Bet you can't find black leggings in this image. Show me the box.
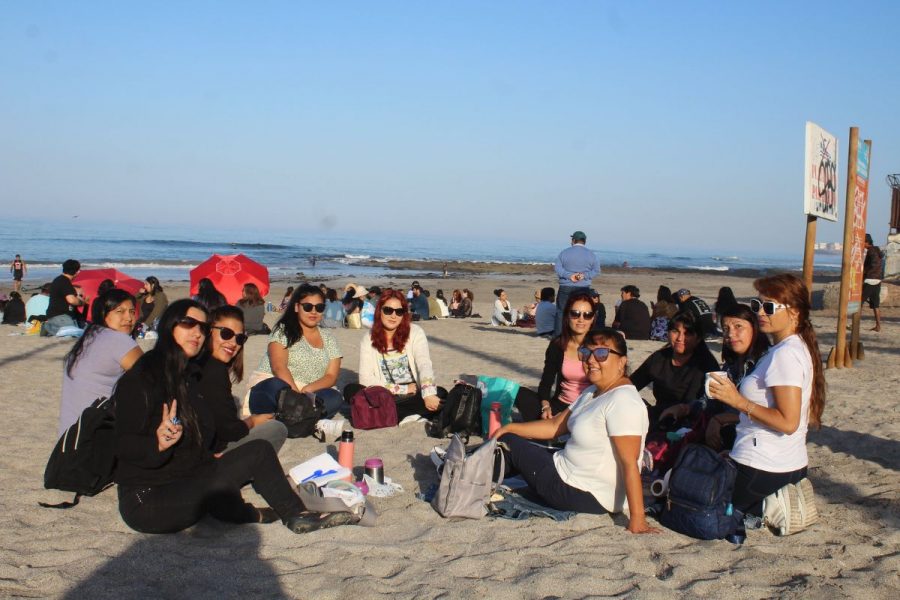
[117,439,304,534]
[731,462,808,516]
[514,387,571,422]
[343,383,448,421]
[499,433,606,514]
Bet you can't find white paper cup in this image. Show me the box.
[705,371,729,397]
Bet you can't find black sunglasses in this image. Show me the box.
[211,325,248,345]
[577,346,623,362]
[569,309,596,320]
[299,302,326,313]
[381,306,407,316]
[749,298,790,316]
[175,316,210,336]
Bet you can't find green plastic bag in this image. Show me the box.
[477,376,519,436]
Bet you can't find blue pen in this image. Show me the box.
[300,468,337,483]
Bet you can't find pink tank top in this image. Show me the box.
[558,356,591,405]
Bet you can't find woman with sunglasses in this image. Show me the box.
[59,289,143,436]
[343,289,445,419]
[195,305,288,454]
[493,328,656,532]
[707,274,825,517]
[630,311,719,430]
[515,291,597,422]
[244,284,343,417]
[114,299,355,534]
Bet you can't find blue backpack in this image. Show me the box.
[659,444,741,540]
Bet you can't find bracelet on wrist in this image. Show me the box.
[745,401,755,420]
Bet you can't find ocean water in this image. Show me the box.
[0,219,839,284]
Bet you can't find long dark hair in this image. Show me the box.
[65,289,136,377]
[272,284,323,348]
[145,276,163,294]
[754,273,825,428]
[720,303,770,371]
[134,299,207,446]
[555,291,596,351]
[238,283,264,308]
[195,278,226,311]
[207,304,245,382]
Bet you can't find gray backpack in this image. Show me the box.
[431,435,504,519]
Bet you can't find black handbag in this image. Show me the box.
[276,389,324,438]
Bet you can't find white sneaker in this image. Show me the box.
[314,418,348,442]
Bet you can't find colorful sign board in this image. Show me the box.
[804,122,840,221]
[847,140,871,315]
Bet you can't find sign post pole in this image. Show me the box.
[833,127,859,369]
[802,215,817,301]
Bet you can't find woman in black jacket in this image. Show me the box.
[515,291,597,421]
[113,299,354,534]
[195,304,288,455]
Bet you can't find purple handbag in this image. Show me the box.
[351,386,398,430]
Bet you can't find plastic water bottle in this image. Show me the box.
[338,430,355,481]
[488,402,502,438]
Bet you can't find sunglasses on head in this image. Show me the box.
[569,309,596,320]
[211,325,247,345]
[750,298,790,316]
[299,302,326,313]
[577,346,623,362]
[175,316,210,336]
[381,306,407,317]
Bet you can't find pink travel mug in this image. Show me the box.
[488,402,502,438]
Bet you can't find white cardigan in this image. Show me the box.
[358,324,438,397]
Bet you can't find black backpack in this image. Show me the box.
[659,444,742,540]
[427,383,483,442]
[40,397,117,509]
[276,388,324,438]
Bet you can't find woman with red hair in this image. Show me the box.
[343,289,445,419]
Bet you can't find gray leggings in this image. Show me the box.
[223,420,289,454]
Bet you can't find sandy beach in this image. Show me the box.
[1,270,898,599]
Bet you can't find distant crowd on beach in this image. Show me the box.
[11,228,889,538]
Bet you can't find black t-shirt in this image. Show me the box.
[683,297,717,338]
[630,345,719,425]
[46,274,76,319]
[614,298,651,340]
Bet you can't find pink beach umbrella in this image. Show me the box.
[189,254,270,305]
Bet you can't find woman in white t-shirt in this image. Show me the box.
[708,274,825,516]
[493,328,657,533]
[59,289,143,435]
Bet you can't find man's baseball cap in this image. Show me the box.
[675,288,691,297]
[571,231,587,242]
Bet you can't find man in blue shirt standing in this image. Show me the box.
[553,231,599,336]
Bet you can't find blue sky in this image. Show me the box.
[1,1,898,256]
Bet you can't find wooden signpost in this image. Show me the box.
[802,122,840,299]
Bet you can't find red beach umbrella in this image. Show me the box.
[72,268,145,301]
[189,254,270,305]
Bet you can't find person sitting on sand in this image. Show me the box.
[322,287,346,328]
[491,289,518,326]
[714,286,738,328]
[409,284,430,321]
[534,287,557,337]
[343,288,446,420]
[195,305,287,454]
[25,283,51,323]
[659,303,771,451]
[448,289,463,314]
[675,288,717,338]
[707,274,824,517]
[113,299,355,534]
[521,289,540,319]
[493,328,657,533]
[193,277,227,312]
[237,283,270,335]
[59,289,143,435]
[515,291,597,421]
[649,285,678,341]
[243,284,344,418]
[612,285,651,340]
[1,291,25,325]
[136,276,168,331]
[279,287,294,311]
[426,289,443,320]
[43,259,88,336]
[630,312,719,430]
[434,289,450,318]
